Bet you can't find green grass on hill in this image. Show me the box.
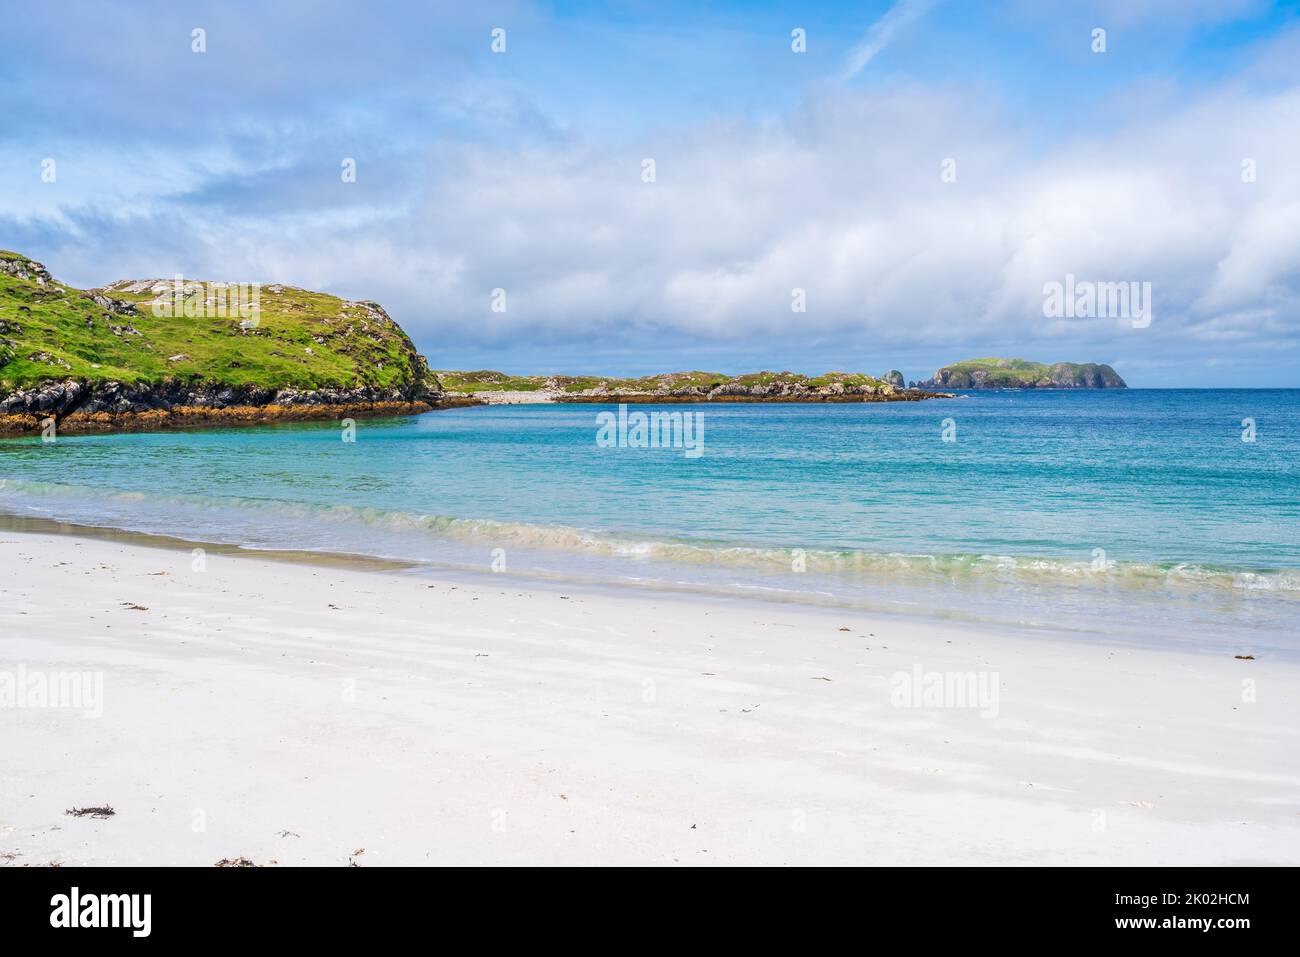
[433,370,735,393]
[435,369,887,393]
[0,250,435,394]
[938,357,1048,385]
[945,357,1049,373]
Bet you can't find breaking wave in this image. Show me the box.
[2,475,1297,596]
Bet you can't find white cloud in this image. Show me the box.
[311,76,1293,360]
[840,0,941,81]
[7,10,1299,383]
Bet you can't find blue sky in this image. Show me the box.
[3,0,1299,385]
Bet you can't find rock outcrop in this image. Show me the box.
[915,358,1126,390]
[0,378,439,418]
[439,369,953,404]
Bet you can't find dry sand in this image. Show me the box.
[2,530,1297,866]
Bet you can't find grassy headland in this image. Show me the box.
[0,251,445,434]
[917,357,1126,389]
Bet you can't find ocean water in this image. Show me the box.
[2,390,1298,653]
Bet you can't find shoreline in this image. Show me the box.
[2,526,1297,865]
[0,491,1294,664]
[0,512,1121,644]
[1,507,1291,661]
[456,389,955,405]
[0,390,963,435]
[0,397,483,438]
[0,511,1129,646]
[0,511,421,575]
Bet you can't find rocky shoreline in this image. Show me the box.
[554,389,952,404]
[0,378,478,436]
[0,400,437,436]
[452,380,954,405]
[0,376,954,436]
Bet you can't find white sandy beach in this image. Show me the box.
[2,529,1298,867]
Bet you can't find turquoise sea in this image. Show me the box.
[2,390,1297,654]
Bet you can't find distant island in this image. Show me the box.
[0,251,454,435]
[913,358,1126,390]
[436,369,950,404]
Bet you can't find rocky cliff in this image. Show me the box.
[914,358,1126,390]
